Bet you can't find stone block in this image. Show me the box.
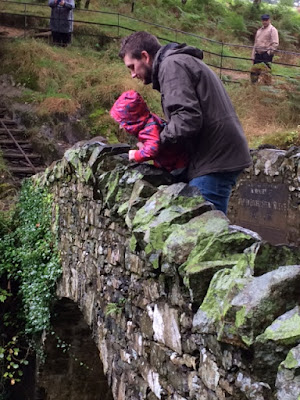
[163,211,229,265]
[152,303,182,354]
[226,265,300,347]
[181,230,257,305]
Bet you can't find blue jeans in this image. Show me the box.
[189,170,242,214]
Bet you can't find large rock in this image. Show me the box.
[224,266,300,347]
[192,251,253,338]
[163,211,229,266]
[180,228,258,305]
[132,183,213,267]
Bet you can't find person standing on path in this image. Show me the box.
[118,31,252,214]
[251,14,279,69]
[48,0,75,46]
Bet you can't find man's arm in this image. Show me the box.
[158,57,203,146]
[268,26,279,54]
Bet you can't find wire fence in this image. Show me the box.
[0,0,300,83]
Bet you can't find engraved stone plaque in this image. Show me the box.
[234,182,288,245]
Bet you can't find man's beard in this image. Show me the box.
[143,64,153,85]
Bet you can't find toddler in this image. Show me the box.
[110,90,188,173]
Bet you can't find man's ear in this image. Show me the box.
[141,50,151,65]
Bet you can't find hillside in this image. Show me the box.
[0,0,299,173]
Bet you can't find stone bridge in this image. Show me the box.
[33,141,300,400]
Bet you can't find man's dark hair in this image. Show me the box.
[119,31,161,60]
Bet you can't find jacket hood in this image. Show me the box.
[152,43,204,91]
[110,90,150,136]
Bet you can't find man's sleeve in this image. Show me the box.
[270,27,279,53]
[48,0,56,7]
[158,58,203,146]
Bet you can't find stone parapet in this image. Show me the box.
[33,141,300,400]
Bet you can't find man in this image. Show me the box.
[251,14,279,69]
[119,32,252,214]
[48,0,75,46]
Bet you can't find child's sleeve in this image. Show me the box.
[134,122,161,162]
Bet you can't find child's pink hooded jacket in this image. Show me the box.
[110,90,187,172]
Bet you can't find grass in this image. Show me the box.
[1,0,300,78]
[0,0,300,150]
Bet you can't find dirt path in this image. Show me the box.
[0,26,26,38]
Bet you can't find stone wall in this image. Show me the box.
[34,141,300,400]
[228,147,300,246]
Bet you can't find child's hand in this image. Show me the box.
[137,142,144,150]
[129,150,137,161]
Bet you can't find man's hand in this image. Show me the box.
[128,150,137,161]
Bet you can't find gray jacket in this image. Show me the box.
[152,43,252,180]
[49,0,75,33]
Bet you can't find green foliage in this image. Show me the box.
[222,12,247,36]
[251,129,300,149]
[0,180,61,335]
[0,335,29,387]
[105,298,126,316]
[0,180,61,394]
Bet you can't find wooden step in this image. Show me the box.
[9,166,45,174]
[0,128,25,134]
[0,139,31,145]
[3,152,41,159]
[0,119,18,127]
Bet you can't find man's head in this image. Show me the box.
[261,14,271,28]
[119,32,161,85]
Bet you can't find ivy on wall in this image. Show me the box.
[0,179,61,389]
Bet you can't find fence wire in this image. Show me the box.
[0,0,300,83]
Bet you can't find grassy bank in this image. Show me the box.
[0,37,299,149]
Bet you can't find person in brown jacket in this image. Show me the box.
[118,32,252,214]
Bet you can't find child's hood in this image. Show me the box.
[110,90,150,136]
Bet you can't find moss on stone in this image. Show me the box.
[164,213,229,265]
[193,252,254,342]
[235,306,247,328]
[256,308,300,346]
[129,235,137,252]
[282,350,299,370]
[105,170,120,206]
